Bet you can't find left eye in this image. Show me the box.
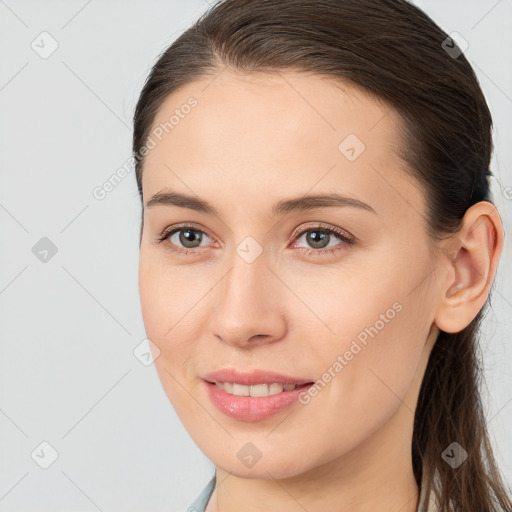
[292,226,355,254]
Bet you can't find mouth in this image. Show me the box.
[202,378,316,422]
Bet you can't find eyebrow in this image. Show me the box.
[145,190,377,217]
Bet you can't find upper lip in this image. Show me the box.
[202,368,314,386]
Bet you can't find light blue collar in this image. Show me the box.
[187,473,216,511]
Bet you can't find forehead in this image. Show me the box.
[147,69,396,158]
[141,70,424,222]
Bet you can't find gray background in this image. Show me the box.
[0,0,510,510]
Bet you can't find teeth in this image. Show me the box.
[233,383,249,396]
[214,382,298,397]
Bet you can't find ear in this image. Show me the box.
[434,201,504,333]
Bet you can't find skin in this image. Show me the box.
[137,70,503,512]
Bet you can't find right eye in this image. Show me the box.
[157,224,214,254]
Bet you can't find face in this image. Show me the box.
[138,70,441,479]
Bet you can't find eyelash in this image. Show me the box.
[156,222,356,257]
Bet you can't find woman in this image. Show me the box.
[132,0,512,510]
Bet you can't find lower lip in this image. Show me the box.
[203,380,314,422]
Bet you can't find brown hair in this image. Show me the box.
[132,1,512,510]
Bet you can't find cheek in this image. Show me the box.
[138,264,167,346]
[138,255,194,382]
[138,252,206,339]
[138,251,222,391]
[138,257,201,417]
[295,255,434,431]
[286,305,429,467]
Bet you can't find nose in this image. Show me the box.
[208,251,287,348]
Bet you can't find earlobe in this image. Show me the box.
[434,201,503,334]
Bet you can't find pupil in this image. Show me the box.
[307,231,329,249]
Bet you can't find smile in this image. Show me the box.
[210,381,310,397]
